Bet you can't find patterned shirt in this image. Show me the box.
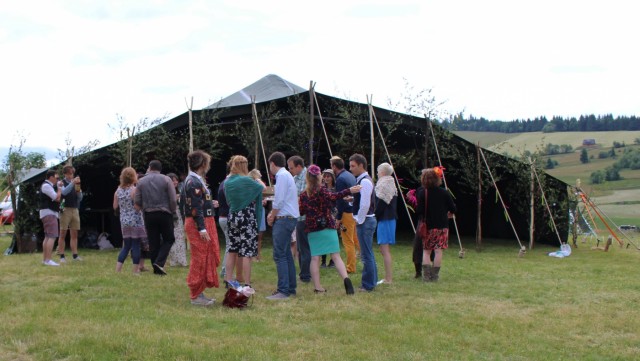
[183,171,215,232]
[299,187,351,233]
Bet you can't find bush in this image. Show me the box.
[580,149,589,163]
[590,170,605,184]
[544,158,558,169]
[605,166,621,181]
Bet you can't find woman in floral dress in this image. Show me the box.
[223,156,264,288]
[114,167,146,274]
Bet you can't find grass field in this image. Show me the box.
[454,130,640,228]
[454,130,640,154]
[2,231,640,361]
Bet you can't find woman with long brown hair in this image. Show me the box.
[298,164,360,294]
[417,167,456,282]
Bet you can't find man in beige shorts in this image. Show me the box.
[58,165,83,262]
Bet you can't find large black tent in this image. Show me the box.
[16,74,569,250]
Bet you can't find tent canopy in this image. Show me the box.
[17,74,570,247]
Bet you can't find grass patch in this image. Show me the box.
[2,233,640,360]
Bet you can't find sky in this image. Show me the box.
[1,0,638,164]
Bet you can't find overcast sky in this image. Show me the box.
[1,0,638,163]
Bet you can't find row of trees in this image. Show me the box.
[440,114,640,133]
[590,147,640,184]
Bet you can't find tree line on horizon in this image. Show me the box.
[439,113,640,133]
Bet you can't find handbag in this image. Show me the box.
[222,288,251,309]
[418,189,428,239]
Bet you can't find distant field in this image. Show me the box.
[454,130,640,153]
[453,130,640,226]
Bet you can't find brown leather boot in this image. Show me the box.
[422,265,432,282]
[431,267,441,282]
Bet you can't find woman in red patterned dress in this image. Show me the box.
[418,168,456,282]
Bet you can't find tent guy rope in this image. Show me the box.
[478,147,526,256]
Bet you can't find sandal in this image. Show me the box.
[314,289,327,294]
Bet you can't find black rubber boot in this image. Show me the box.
[414,262,422,279]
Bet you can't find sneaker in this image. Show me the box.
[191,294,215,307]
[152,263,167,276]
[59,257,67,263]
[73,256,83,261]
[266,292,289,300]
[320,263,327,268]
[358,286,372,293]
[328,261,335,268]
[43,259,60,266]
[377,279,385,285]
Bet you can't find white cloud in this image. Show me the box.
[1,0,638,162]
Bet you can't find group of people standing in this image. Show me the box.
[39,166,83,267]
[39,148,456,307]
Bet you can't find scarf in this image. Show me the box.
[375,175,397,205]
[224,174,264,225]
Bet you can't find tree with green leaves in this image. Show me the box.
[580,149,589,164]
[2,136,47,248]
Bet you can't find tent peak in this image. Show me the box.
[205,74,307,109]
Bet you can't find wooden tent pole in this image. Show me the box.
[309,81,315,165]
[185,97,194,153]
[531,162,565,247]
[251,96,272,187]
[529,158,535,249]
[478,147,526,255]
[367,95,375,178]
[369,105,416,233]
[312,91,333,158]
[476,143,482,251]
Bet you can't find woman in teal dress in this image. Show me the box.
[298,164,360,295]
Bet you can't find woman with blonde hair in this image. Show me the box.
[374,162,397,284]
[114,167,146,274]
[183,150,220,306]
[248,169,267,261]
[417,167,456,282]
[298,164,360,294]
[223,156,265,288]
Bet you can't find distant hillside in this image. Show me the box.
[454,131,640,154]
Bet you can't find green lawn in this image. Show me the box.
[2,232,640,361]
